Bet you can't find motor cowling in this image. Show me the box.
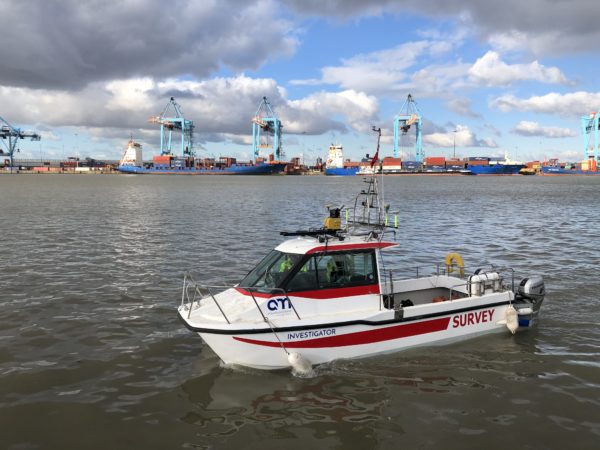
[517,275,545,302]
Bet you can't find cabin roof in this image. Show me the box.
[275,235,398,255]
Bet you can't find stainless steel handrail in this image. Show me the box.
[180,274,302,325]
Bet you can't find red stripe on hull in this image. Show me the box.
[233,317,451,348]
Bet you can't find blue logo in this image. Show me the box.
[267,297,292,311]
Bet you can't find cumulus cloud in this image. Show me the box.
[423,125,497,148]
[445,98,481,118]
[492,92,600,116]
[291,40,455,92]
[281,0,600,56]
[513,121,576,138]
[291,39,471,99]
[469,51,569,86]
[0,0,297,89]
[0,75,379,152]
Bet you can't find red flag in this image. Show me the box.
[370,149,379,167]
[371,126,381,167]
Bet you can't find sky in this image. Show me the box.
[1,0,600,164]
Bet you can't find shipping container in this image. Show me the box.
[153,155,173,166]
[468,156,489,162]
[425,156,446,165]
[467,160,489,166]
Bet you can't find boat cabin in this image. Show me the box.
[237,236,396,296]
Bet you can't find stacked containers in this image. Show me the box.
[425,156,446,166]
[424,156,446,172]
[446,158,465,170]
[153,155,173,168]
[402,161,419,171]
[468,157,489,166]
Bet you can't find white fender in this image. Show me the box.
[288,352,313,377]
[504,305,518,334]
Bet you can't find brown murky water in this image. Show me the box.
[1,174,599,449]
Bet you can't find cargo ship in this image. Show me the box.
[117,139,286,175]
[540,158,600,175]
[466,153,525,175]
[324,144,359,176]
[357,156,471,175]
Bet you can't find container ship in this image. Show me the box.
[539,111,600,175]
[117,97,287,175]
[117,139,286,175]
[357,156,471,175]
[324,144,360,176]
[466,153,525,175]
[540,158,600,175]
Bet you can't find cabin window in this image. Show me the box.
[238,250,303,290]
[285,250,377,292]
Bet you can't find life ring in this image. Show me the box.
[445,252,465,277]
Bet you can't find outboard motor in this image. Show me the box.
[517,275,545,303]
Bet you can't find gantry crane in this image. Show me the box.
[148,97,194,156]
[251,96,283,161]
[581,111,599,162]
[393,94,423,162]
[0,115,41,170]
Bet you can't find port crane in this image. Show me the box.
[148,97,194,156]
[252,96,283,161]
[393,94,423,162]
[0,115,41,170]
[581,111,599,162]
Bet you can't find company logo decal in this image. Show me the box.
[267,297,292,313]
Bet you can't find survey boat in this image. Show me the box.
[178,177,545,372]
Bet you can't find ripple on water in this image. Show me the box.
[1,175,600,449]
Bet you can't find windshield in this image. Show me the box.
[238,250,303,290]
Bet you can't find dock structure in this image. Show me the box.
[581,112,599,162]
[251,96,283,161]
[0,116,41,172]
[393,94,423,162]
[148,97,194,157]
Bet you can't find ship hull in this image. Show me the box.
[467,164,525,175]
[180,298,529,370]
[540,167,600,175]
[325,167,359,176]
[117,162,286,175]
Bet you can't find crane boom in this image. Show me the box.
[581,111,599,162]
[251,96,283,161]
[0,115,41,171]
[149,97,195,156]
[393,94,423,162]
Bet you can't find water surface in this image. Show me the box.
[1,174,599,449]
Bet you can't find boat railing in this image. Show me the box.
[380,263,516,302]
[385,262,514,285]
[181,273,301,323]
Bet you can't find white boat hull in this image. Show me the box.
[186,302,514,370]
